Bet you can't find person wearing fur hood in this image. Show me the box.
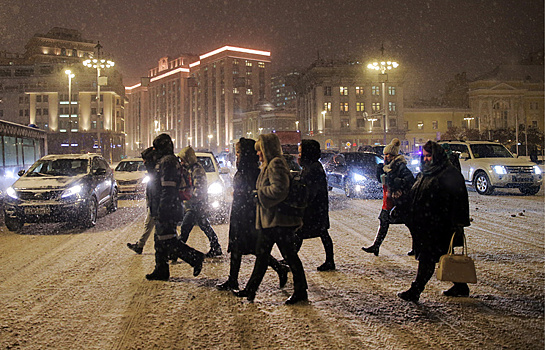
[233,133,308,305]
[177,146,222,258]
[362,138,415,256]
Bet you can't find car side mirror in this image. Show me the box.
[94,168,107,175]
[460,152,470,160]
[17,170,25,177]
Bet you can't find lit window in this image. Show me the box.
[388,102,396,112]
[418,121,424,130]
[356,87,364,96]
[246,89,253,95]
[388,86,396,95]
[340,87,348,96]
[356,102,365,112]
[372,86,380,96]
[340,102,349,112]
[323,102,331,112]
[246,61,252,67]
[372,102,381,112]
[258,62,265,68]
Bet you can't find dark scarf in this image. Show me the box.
[422,141,448,176]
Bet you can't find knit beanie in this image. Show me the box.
[383,138,401,156]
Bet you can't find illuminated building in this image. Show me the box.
[0,28,126,162]
[125,46,271,154]
[295,58,406,150]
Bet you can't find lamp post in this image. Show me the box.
[187,136,192,146]
[208,134,213,151]
[320,111,326,133]
[258,127,263,135]
[367,51,399,145]
[82,43,115,159]
[295,120,299,131]
[464,116,474,129]
[65,70,75,152]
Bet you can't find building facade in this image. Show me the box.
[125,46,271,155]
[0,28,126,162]
[294,59,406,151]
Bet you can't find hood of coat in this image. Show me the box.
[257,133,283,164]
[177,146,198,165]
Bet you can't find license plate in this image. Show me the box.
[513,176,532,183]
[24,206,51,215]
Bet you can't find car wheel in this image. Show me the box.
[5,216,23,231]
[474,172,494,195]
[81,196,98,228]
[519,185,540,195]
[344,179,353,197]
[107,187,118,213]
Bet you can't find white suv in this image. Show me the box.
[195,152,232,222]
[439,140,542,195]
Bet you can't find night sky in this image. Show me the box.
[1,0,543,99]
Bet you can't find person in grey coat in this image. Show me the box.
[233,133,308,304]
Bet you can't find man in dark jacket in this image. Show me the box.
[145,134,204,281]
[398,140,471,302]
[294,139,335,271]
[362,138,415,256]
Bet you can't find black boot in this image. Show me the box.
[318,234,335,271]
[205,245,223,258]
[363,223,388,256]
[269,256,289,288]
[443,283,470,297]
[217,279,239,291]
[146,266,170,281]
[127,242,143,254]
[397,287,420,302]
[232,289,256,302]
[285,290,308,305]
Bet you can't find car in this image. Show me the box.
[195,152,232,222]
[114,158,149,196]
[283,154,302,173]
[324,151,383,198]
[319,150,338,168]
[3,153,118,231]
[438,140,543,195]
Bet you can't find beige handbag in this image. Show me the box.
[437,232,477,283]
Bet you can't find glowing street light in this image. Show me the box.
[464,116,474,129]
[367,45,399,144]
[320,111,326,133]
[295,120,299,131]
[208,134,213,151]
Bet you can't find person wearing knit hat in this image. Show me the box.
[362,138,415,257]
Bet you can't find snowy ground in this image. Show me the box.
[0,186,543,349]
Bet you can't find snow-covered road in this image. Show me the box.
[0,188,543,349]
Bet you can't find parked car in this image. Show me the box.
[3,153,118,231]
[195,152,232,222]
[438,140,543,195]
[114,158,149,196]
[324,152,383,198]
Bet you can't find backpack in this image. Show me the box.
[179,164,192,201]
[277,171,309,217]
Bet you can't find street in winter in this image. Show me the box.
[0,187,542,349]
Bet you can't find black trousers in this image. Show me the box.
[154,221,203,270]
[179,208,220,249]
[245,226,307,294]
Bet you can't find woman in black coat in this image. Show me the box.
[398,140,471,302]
[216,138,288,291]
[295,139,335,271]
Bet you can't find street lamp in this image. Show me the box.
[295,120,299,131]
[464,116,474,129]
[65,70,75,151]
[320,111,326,133]
[187,136,192,145]
[367,52,399,145]
[82,42,115,160]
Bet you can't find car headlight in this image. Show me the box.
[492,165,507,175]
[142,175,151,184]
[62,184,82,198]
[411,159,419,165]
[353,173,366,182]
[208,182,224,195]
[6,187,17,199]
[534,165,542,175]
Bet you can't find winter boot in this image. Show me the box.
[127,242,143,255]
[269,256,289,288]
[145,266,170,281]
[362,224,388,256]
[443,283,470,297]
[205,245,223,258]
[318,234,336,271]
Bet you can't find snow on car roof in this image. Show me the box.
[40,153,102,160]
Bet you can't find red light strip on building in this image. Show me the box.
[199,46,271,60]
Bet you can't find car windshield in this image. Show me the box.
[115,161,145,172]
[470,144,513,158]
[26,159,89,177]
[344,153,382,165]
[197,156,216,173]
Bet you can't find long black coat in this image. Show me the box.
[383,156,415,222]
[228,165,261,254]
[298,161,330,239]
[407,162,470,262]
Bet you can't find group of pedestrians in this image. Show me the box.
[127,132,471,304]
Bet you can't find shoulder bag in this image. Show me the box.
[436,232,477,283]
